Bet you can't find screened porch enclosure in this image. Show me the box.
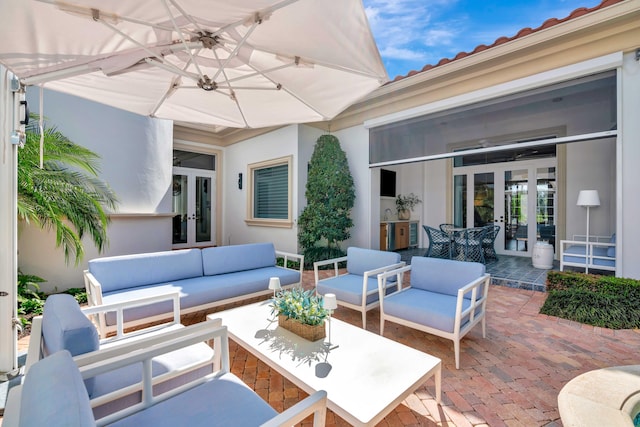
[370,70,617,258]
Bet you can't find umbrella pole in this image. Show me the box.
[0,66,20,374]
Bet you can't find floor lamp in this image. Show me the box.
[577,190,600,273]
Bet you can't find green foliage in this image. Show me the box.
[270,287,329,326]
[298,134,355,267]
[18,115,118,265]
[541,271,640,329]
[17,271,46,326]
[395,193,422,212]
[64,287,88,305]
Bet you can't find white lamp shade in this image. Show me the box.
[577,190,600,207]
[323,293,338,310]
[268,277,281,291]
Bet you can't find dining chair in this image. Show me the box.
[423,225,452,259]
[482,225,501,262]
[453,227,488,263]
[439,223,457,234]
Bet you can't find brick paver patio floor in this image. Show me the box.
[229,270,640,427]
[7,269,640,426]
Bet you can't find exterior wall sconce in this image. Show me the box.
[238,172,243,190]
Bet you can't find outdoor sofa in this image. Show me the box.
[84,242,303,334]
[4,323,328,427]
[559,234,616,273]
[313,247,404,328]
[25,292,215,420]
[377,256,490,369]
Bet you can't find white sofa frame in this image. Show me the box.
[377,265,490,369]
[559,235,616,274]
[84,250,304,335]
[313,256,404,328]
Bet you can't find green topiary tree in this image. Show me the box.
[298,134,355,267]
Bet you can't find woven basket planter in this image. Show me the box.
[278,315,326,341]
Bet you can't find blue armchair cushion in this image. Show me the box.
[346,247,401,276]
[42,294,99,395]
[89,249,203,293]
[108,372,277,427]
[18,350,96,427]
[383,288,471,333]
[317,274,396,306]
[202,243,276,276]
[410,257,485,297]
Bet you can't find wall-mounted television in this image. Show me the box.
[380,169,396,197]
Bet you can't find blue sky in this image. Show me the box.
[362,0,604,80]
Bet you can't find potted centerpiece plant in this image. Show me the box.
[395,193,422,220]
[270,287,329,341]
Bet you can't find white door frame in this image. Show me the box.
[172,166,216,249]
[454,157,557,257]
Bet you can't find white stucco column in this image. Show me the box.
[0,66,19,373]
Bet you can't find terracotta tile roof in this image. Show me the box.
[389,0,625,83]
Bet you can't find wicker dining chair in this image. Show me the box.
[439,223,457,234]
[482,225,501,262]
[423,225,452,259]
[453,227,488,263]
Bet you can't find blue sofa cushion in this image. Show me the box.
[383,288,471,333]
[202,243,276,276]
[108,372,277,427]
[18,350,96,427]
[42,294,99,395]
[317,274,397,306]
[608,233,616,257]
[346,247,401,276]
[89,249,203,293]
[101,267,299,325]
[563,244,616,268]
[410,257,485,297]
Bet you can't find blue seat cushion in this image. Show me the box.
[42,294,99,395]
[108,372,277,427]
[102,267,299,325]
[89,249,203,293]
[346,247,401,276]
[410,256,485,297]
[383,289,471,333]
[202,243,276,276]
[17,350,96,427]
[317,274,396,306]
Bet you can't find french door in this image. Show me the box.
[453,158,556,256]
[172,167,216,248]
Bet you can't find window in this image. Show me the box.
[246,156,293,227]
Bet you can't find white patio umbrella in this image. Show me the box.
[0,0,387,373]
[0,0,387,128]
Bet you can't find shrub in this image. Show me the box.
[541,271,640,329]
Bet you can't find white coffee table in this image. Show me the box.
[211,300,441,426]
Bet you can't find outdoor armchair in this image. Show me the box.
[25,292,215,420]
[314,247,404,328]
[377,256,490,369]
[4,322,328,427]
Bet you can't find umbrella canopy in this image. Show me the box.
[0,0,387,128]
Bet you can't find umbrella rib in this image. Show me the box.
[167,0,205,34]
[210,21,259,84]
[161,0,205,79]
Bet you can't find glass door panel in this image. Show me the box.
[453,175,467,227]
[172,175,188,244]
[195,176,212,243]
[536,167,556,251]
[504,169,528,253]
[473,172,494,227]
